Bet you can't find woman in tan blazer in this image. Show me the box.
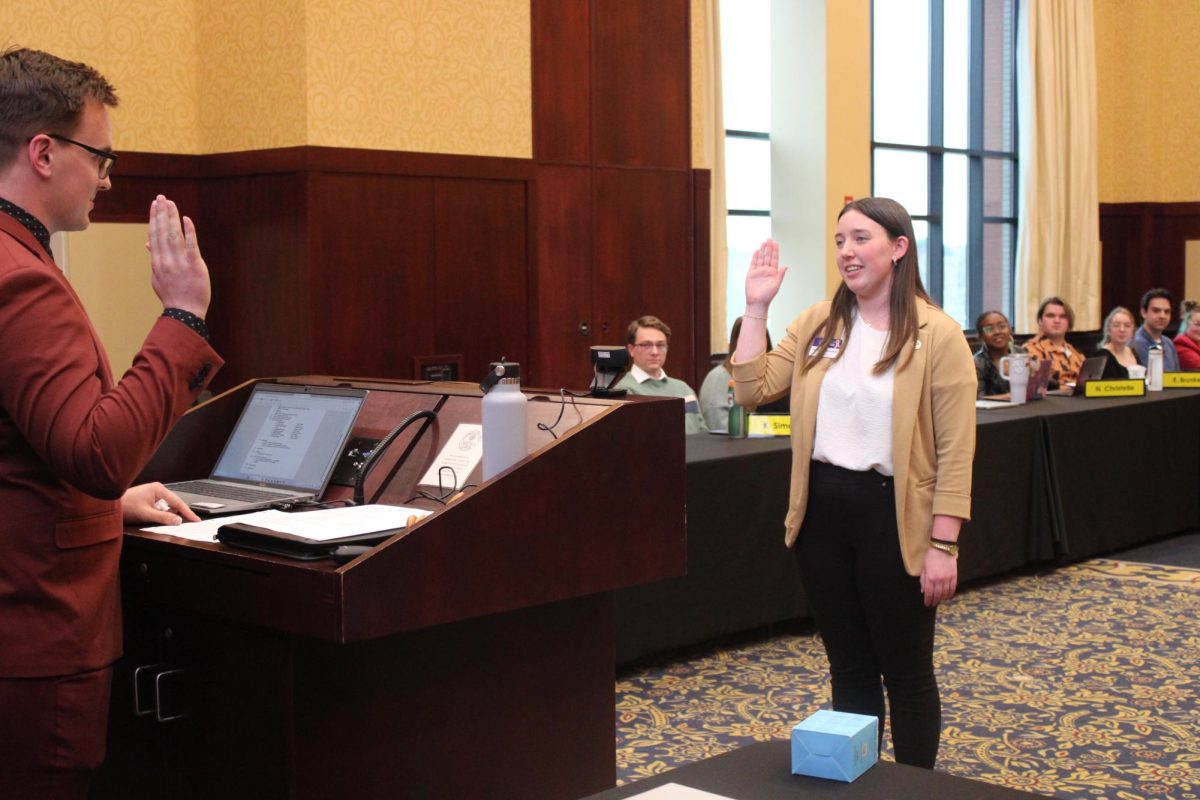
[732,197,976,768]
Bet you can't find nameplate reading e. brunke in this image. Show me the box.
[1163,372,1200,389]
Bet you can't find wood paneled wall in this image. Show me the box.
[93,1,709,393]
[102,150,533,391]
[531,0,709,390]
[1100,202,1200,317]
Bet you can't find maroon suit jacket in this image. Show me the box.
[0,212,223,677]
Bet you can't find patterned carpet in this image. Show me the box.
[616,559,1200,799]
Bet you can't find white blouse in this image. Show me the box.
[811,317,896,476]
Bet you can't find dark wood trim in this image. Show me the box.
[1100,201,1200,217]
[208,146,536,179]
[109,146,535,182]
[109,151,204,178]
[530,158,593,168]
[588,163,695,174]
[693,169,713,382]
[96,147,535,229]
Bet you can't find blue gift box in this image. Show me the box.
[791,709,879,782]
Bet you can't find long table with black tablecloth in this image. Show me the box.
[615,388,1200,665]
[578,741,1038,799]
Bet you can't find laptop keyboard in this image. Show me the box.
[171,481,297,503]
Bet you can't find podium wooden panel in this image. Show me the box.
[94,377,686,799]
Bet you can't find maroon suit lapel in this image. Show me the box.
[0,211,52,264]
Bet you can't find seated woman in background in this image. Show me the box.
[699,316,784,431]
[972,310,1015,397]
[1095,306,1139,379]
[1174,301,1200,369]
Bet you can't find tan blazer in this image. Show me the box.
[0,213,222,677]
[733,299,976,576]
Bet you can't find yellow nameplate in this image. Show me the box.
[1084,379,1145,397]
[747,414,791,437]
[1163,372,1200,389]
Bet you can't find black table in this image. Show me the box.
[616,389,1200,665]
[578,741,1037,799]
[617,436,803,663]
[1026,390,1200,558]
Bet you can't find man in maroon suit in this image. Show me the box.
[0,47,223,797]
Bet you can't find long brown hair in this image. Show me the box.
[802,197,933,375]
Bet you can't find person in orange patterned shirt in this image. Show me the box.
[1022,297,1085,389]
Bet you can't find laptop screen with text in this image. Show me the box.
[210,385,365,492]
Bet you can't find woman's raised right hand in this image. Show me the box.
[745,239,788,310]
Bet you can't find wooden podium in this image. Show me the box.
[93,377,686,800]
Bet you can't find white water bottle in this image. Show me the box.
[481,361,528,480]
[1147,346,1164,391]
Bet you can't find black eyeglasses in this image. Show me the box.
[46,134,118,179]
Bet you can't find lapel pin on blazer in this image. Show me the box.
[914,340,922,350]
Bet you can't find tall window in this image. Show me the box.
[721,0,771,332]
[872,0,1018,329]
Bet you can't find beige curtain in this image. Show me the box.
[696,0,729,353]
[1014,0,1100,333]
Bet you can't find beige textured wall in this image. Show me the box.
[1,0,531,157]
[305,0,530,156]
[825,0,872,294]
[0,0,202,153]
[691,0,709,169]
[1095,0,1200,202]
[198,0,309,152]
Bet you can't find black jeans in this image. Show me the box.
[795,460,941,768]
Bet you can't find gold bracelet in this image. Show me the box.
[929,540,959,558]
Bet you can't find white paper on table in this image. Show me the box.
[624,784,737,800]
[417,423,482,488]
[247,504,431,541]
[141,505,432,543]
[975,399,1015,409]
[140,509,292,542]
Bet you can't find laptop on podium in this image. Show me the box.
[166,383,368,516]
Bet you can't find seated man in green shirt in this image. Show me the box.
[614,315,708,434]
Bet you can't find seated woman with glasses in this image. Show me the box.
[972,310,1015,397]
[1095,306,1139,379]
[1174,300,1200,370]
[614,315,708,434]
